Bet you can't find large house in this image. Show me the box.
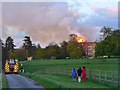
[69,34,96,59]
[80,42,96,59]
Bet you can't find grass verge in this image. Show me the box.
[2,72,8,89]
[22,73,112,89]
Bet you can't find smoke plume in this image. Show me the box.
[2,2,101,47]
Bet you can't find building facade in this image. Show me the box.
[80,42,96,59]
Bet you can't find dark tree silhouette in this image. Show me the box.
[23,36,32,57]
[37,44,41,49]
[60,41,68,59]
[100,26,112,40]
[5,37,15,52]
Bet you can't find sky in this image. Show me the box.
[1,0,119,48]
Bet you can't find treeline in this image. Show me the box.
[95,26,120,58]
[1,34,85,62]
[1,26,120,63]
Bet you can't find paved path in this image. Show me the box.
[6,74,45,90]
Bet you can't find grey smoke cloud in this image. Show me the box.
[2,2,76,44]
[2,2,112,47]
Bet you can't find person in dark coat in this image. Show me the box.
[20,64,24,73]
[82,66,86,82]
[71,68,77,81]
[77,67,82,82]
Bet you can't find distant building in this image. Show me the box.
[69,34,96,59]
[80,42,96,59]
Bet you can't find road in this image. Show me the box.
[6,74,45,90]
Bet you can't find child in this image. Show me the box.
[71,68,77,81]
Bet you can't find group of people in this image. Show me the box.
[71,66,86,83]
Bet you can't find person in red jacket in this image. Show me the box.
[82,66,86,82]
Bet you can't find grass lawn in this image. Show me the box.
[24,58,118,73]
[23,58,119,89]
[23,73,112,89]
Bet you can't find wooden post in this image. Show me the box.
[105,71,107,83]
[64,68,65,75]
[94,70,96,80]
[112,72,114,85]
[99,70,101,82]
[56,68,58,74]
[67,68,68,75]
[69,69,71,76]
[89,69,91,79]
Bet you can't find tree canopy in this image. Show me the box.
[67,39,85,59]
[95,27,120,58]
[5,37,15,52]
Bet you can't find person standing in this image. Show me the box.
[82,66,86,82]
[77,67,82,82]
[20,64,24,73]
[71,68,77,81]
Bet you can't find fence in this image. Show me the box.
[86,69,119,87]
[33,68,119,87]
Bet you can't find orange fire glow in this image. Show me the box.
[76,35,86,43]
